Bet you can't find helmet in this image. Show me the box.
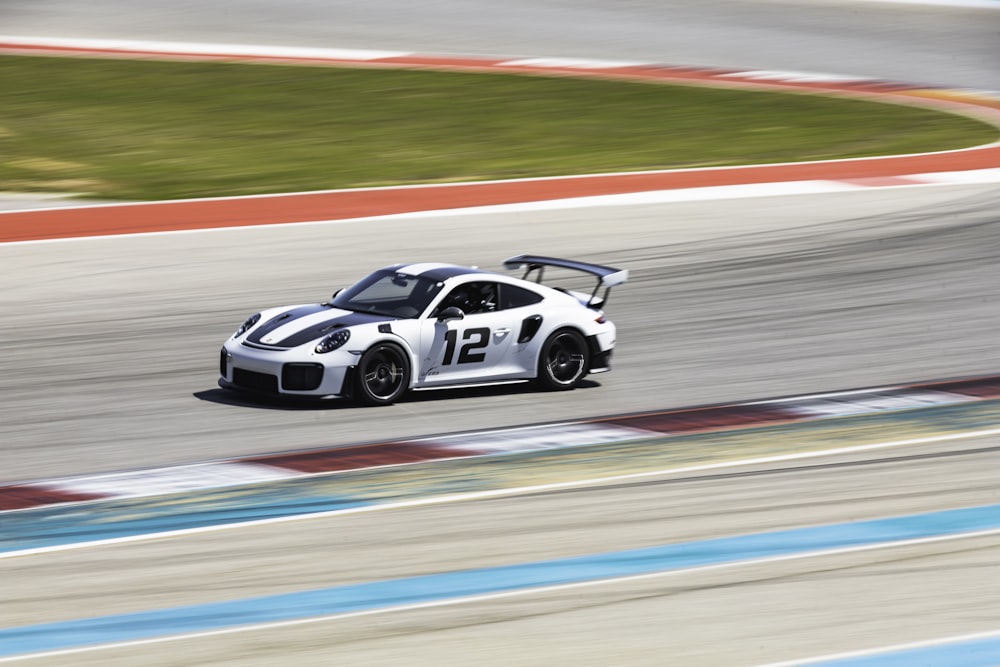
[447,288,477,314]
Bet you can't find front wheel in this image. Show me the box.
[354,343,410,406]
[536,329,588,391]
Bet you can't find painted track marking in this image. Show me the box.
[758,629,1000,666]
[2,503,1000,661]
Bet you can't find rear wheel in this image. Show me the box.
[354,343,410,406]
[537,329,588,390]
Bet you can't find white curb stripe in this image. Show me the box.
[38,462,303,500]
[0,36,410,61]
[416,423,657,453]
[720,70,875,83]
[785,390,976,418]
[915,167,1000,184]
[498,57,650,69]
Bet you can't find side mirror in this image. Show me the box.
[331,287,343,300]
[437,306,465,322]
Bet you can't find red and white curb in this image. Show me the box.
[2,375,998,511]
[388,168,1000,219]
[2,35,998,104]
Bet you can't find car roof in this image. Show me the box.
[385,262,559,295]
[387,262,494,283]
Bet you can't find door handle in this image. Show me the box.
[494,328,511,336]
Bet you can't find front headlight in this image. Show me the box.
[315,329,350,354]
[233,312,261,338]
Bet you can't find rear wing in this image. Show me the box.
[503,254,628,308]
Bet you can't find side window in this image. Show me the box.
[438,281,499,315]
[499,284,544,310]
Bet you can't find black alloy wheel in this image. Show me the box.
[537,329,588,390]
[355,343,410,406]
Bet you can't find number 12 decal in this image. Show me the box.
[443,327,490,364]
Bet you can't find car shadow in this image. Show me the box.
[404,378,601,404]
[193,388,352,411]
[194,379,601,410]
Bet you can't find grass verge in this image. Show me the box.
[0,55,996,201]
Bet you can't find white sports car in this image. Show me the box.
[219,255,627,405]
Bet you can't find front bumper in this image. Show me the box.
[219,342,355,398]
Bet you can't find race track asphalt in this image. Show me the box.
[1,2,999,664]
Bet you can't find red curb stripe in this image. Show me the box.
[0,486,108,511]
[916,377,1000,399]
[600,405,803,435]
[243,441,480,474]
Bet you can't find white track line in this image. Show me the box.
[756,628,1000,667]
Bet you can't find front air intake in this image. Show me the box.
[233,368,279,393]
[282,363,324,391]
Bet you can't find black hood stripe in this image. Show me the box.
[248,306,385,347]
[246,305,330,344]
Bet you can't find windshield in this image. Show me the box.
[330,269,444,318]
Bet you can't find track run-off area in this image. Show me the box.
[2,24,1000,666]
[1,37,1000,243]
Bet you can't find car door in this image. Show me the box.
[416,282,519,385]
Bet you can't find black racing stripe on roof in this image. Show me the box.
[418,266,490,282]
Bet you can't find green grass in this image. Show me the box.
[0,55,996,201]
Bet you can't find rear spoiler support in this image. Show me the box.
[503,254,628,308]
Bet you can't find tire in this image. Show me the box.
[536,328,588,391]
[354,343,410,406]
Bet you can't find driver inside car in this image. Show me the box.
[439,283,497,315]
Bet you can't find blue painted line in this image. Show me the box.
[2,504,1000,659]
[0,484,372,554]
[792,633,1000,666]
